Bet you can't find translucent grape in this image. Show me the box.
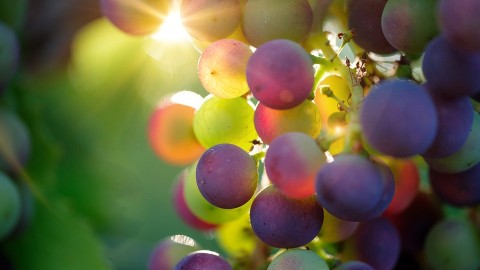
[242,0,313,47]
[422,36,480,97]
[184,161,251,224]
[381,0,439,53]
[359,79,438,158]
[0,108,31,174]
[250,185,324,248]
[318,210,358,243]
[216,212,257,258]
[308,0,332,33]
[267,249,329,270]
[246,39,314,110]
[254,100,321,145]
[314,75,352,129]
[148,235,200,270]
[198,39,252,98]
[425,218,480,270]
[347,0,396,55]
[0,22,19,91]
[174,250,232,270]
[196,143,258,209]
[265,132,326,198]
[383,159,420,215]
[180,0,241,42]
[100,0,170,36]
[0,172,21,240]
[193,95,258,151]
[439,0,480,51]
[148,91,205,166]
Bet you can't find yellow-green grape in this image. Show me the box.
[314,75,350,129]
[318,210,358,243]
[267,249,329,270]
[193,95,258,151]
[198,39,253,98]
[183,161,251,224]
[216,212,257,258]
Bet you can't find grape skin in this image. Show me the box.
[359,79,438,158]
[250,185,324,248]
[439,0,480,51]
[0,172,21,241]
[196,143,258,209]
[267,249,329,270]
[0,108,31,174]
[148,235,200,270]
[174,250,232,270]
[0,22,19,89]
[246,39,314,110]
[334,261,375,270]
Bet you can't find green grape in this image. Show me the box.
[183,161,251,224]
[193,95,258,151]
[216,212,257,258]
[268,249,329,270]
[0,172,21,240]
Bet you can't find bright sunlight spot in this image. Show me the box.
[150,10,191,43]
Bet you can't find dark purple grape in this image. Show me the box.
[246,39,314,110]
[250,185,323,248]
[422,36,480,98]
[359,79,438,158]
[149,235,200,270]
[421,86,474,158]
[334,261,375,270]
[439,0,480,51]
[347,0,396,55]
[174,250,232,270]
[0,22,19,88]
[196,143,258,209]
[342,217,401,270]
[429,162,480,207]
[315,154,391,222]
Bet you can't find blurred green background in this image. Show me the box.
[0,0,219,269]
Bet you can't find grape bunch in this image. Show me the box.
[101,0,480,269]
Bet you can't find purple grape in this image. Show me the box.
[264,132,326,199]
[246,39,314,110]
[148,235,200,270]
[174,250,232,270]
[421,85,474,158]
[0,22,19,88]
[196,143,258,209]
[439,0,480,51]
[422,36,480,97]
[342,217,401,270]
[250,185,324,248]
[334,261,375,270]
[429,162,480,207]
[359,79,438,158]
[347,0,396,55]
[316,154,393,222]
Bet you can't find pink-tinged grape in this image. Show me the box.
[342,217,401,270]
[171,170,217,231]
[193,95,257,151]
[429,162,480,207]
[383,159,420,215]
[387,192,443,255]
[242,0,313,48]
[422,36,480,97]
[0,23,19,90]
[246,39,314,110]
[359,79,438,158]
[148,91,205,166]
[316,154,393,222]
[250,185,324,248]
[424,112,480,173]
[347,0,396,55]
[198,39,252,98]
[439,0,480,51]
[196,144,258,209]
[100,0,170,36]
[318,210,359,243]
[174,250,232,270]
[422,86,474,158]
[0,172,21,241]
[184,161,251,224]
[0,109,31,174]
[265,132,326,198]
[267,249,329,270]
[148,235,200,270]
[334,261,375,270]
[216,213,257,258]
[381,0,439,53]
[254,100,321,145]
[425,218,480,270]
[180,0,241,42]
